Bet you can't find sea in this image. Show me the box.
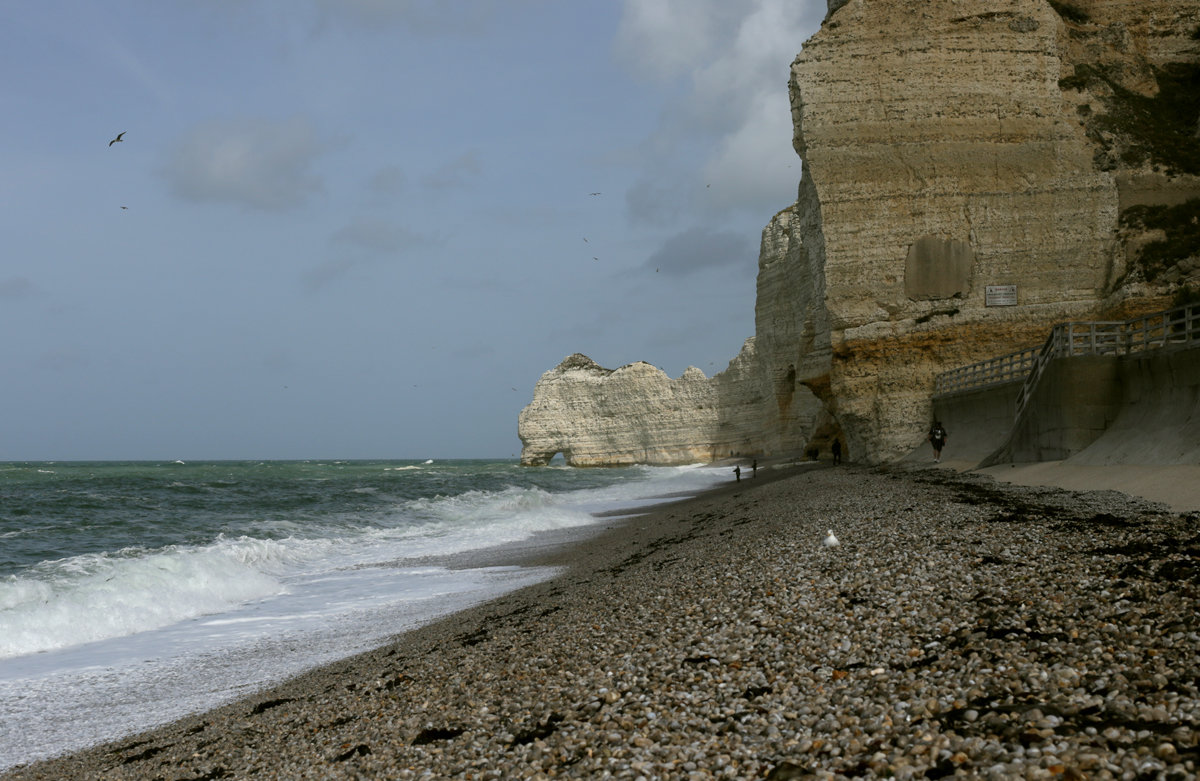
[0,458,728,770]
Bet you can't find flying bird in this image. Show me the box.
[120,206,128,210]
[108,132,125,146]
[589,192,601,196]
[823,529,840,547]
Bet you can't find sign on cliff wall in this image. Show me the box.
[986,284,1017,307]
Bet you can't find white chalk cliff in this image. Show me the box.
[520,0,1200,467]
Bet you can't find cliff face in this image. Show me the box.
[517,347,765,466]
[520,0,1200,467]
[780,0,1200,461]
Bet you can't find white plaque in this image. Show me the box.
[986,284,1017,307]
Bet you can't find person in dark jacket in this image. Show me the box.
[928,421,947,463]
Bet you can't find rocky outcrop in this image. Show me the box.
[518,346,764,466]
[520,0,1200,466]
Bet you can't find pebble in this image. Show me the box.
[4,466,1197,780]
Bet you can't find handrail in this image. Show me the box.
[934,303,1200,403]
[933,345,1039,395]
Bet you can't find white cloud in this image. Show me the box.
[162,117,326,211]
[615,0,823,223]
[614,1,746,83]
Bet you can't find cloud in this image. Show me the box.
[644,227,754,276]
[331,218,425,254]
[615,1,748,83]
[366,165,406,203]
[0,277,40,301]
[309,0,529,33]
[162,117,326,210]
[615,0,823,223]
[303,217,428,291]
[420,151,482,191]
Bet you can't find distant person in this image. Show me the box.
[928,420,947,463]
[831,438,842,465]
[752,459,758,477]
[733,465,741,482]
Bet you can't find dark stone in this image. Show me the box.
[411,727,464,746]
[249,697,293,716]
[332,744,371,762]
[510,714,564,746]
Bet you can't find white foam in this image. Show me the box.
[0,564,554,770]
[0,462,729,770]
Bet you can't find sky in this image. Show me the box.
[0,0,826,461]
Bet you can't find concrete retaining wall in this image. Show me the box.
[970,347,1200,467]
[1068,347,1200,465]
[922,381,1023,465]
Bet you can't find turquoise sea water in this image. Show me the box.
[0,458,727,769]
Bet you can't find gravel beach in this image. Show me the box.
[4,464,1198,780]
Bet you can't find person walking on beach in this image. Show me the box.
[733,465,741,482]
[751,459,758,477]
[831,438,842,465]
[928,420,947,463]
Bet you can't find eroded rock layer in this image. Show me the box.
[520,0,1200,467]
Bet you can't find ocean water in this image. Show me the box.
[0,459,728,770]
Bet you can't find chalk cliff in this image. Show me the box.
[517,346,766,466]
[520,0,1200,467]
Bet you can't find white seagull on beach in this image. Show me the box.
[823,529,840,547]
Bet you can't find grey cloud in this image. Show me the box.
[301,257,363,292]
[331,218,424,254]
[0,277,40,300]
[310,0,527,33]
[304,218,428,291]
[645,227,753,275]
[420,152,482,191]
[162,117,325,211]
[367,165,406,203]
[625,178,686,228]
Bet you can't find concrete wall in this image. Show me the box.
[973,347,1200,466]
[922,381,1023,465]
[1068,348,1200,465]
[1006,356,1125,462]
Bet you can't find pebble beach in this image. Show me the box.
[4,464,1198,780]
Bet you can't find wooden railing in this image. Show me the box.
[935,304,1200,405]
[1013,304,1199,414]
[933,346,1039,395]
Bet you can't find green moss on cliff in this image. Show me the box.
[1061,63,1200,176]
[1121,199,1200,281]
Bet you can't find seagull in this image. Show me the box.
[589,192,601,196]
[823,529,840,547]
[120,206,128,210]
[109,132,125,146]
